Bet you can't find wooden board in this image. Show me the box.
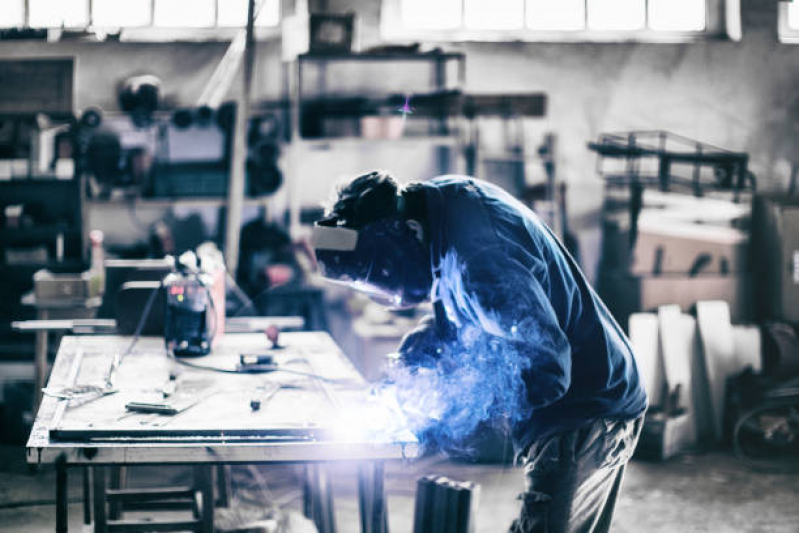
[629,313,663,406]
[27,333,419,465]
[696,301,737,441]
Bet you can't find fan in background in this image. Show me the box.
[118,74,162,128]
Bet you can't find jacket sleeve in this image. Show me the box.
[450,256,572,409]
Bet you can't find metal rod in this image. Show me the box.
[223,0,257,273]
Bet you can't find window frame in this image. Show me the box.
[381,0,732,43]
[1,0,284,42]
[778,0,799,44]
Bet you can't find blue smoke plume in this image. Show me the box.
[379,251,538,456]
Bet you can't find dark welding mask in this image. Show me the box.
[312,214,433,309]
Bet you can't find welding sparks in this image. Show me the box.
[397,94,415,132]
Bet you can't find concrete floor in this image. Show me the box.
[1,446,798,533]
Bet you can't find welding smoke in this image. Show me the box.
[379,251,539,456]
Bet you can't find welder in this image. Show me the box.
[312,171,647,533]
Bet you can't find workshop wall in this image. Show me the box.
[0,39,285,109]
[1,0,796,275]
[322,0,798,215]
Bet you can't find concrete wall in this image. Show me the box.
[0,39,285,110]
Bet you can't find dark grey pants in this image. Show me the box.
[510,416,644,533]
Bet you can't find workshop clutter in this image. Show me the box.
[598,190,752,325]
[631,301,763,460]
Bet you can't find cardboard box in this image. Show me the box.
[752,195,799,323]
[599,271,751,327]
[33,269,100,301]
[631,216,748,275]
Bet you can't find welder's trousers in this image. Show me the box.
[509,415,644,533]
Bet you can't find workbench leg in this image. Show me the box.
[357,465,371,533]
[318,465,337,533]
[108,467,125,520]
[371,462,387,533]
[33,310,49,413]
[302,465,313,520]
[92,466,107,533]
[55,455,67,533]
[215,465,231,508]
[196,466,214,533]
[82,467,91,526]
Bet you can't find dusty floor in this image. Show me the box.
[1,445,798,533]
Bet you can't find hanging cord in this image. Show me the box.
[105,283,161,388]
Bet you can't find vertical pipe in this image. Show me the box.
[412,475,435,533]
[288,59,302,236]
[430,477,449,533]
[223,0,257,273]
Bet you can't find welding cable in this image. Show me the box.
[172,357,359,385]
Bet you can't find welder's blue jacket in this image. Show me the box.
[410,176,647,452]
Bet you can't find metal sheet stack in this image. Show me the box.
[412,475,480,533]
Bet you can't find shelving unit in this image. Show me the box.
[0,178,84,359]
[284,51,467,233]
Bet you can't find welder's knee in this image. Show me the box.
[509,490,552,533]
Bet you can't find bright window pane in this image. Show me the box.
[0,0,24,27]
[789,2,799,30]
[526,0,585,30]
[649,0,705,31]
[401,0,462,30]
[465,0,523,30]
[218,0,280,27]
[29,0,89,27]
[93,0,151,26]
[154,0,215,27]
[588,0,646,30]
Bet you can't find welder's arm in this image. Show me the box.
[464,259,572,409]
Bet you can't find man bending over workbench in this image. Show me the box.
[311,171,647,532]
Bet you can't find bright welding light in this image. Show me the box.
[330,388,410,442]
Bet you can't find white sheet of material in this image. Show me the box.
[629,313,663,407]
[696,300,737,441]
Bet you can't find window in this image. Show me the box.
[383,0,719,41]
[779,0,799,43]
[0,0,280,30]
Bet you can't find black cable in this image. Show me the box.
[172,357,357,385]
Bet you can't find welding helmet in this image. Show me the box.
[312,214,433,308]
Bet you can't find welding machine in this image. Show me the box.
[163,257,215,357]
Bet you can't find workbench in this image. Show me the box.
[27,332,419,533]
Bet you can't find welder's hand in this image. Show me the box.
[398,315,444,368]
